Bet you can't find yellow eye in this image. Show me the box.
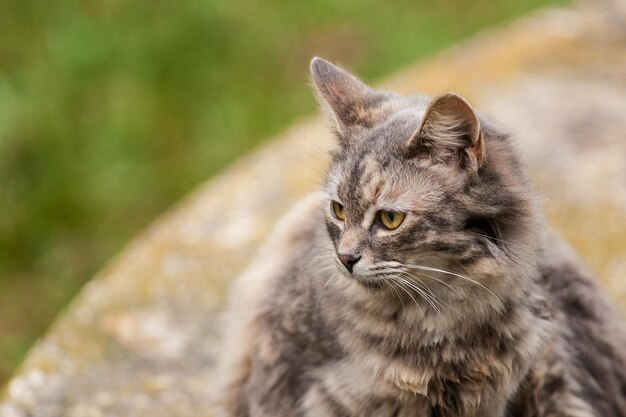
[331,201,346,220]
[379,210,405,229]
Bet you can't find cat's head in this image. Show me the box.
[311,58,539,304]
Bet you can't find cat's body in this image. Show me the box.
[216,58,626,417]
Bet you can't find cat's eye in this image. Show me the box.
[379,210,405,230]
[331,201,346,221]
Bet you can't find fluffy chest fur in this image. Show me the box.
[295,255,551,417]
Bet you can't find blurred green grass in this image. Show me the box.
[0,0,563,383]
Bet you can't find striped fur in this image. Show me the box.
[215,58,626,417]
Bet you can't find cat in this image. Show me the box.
[215,57,626,417]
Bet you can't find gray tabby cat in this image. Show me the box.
[215,58,626,417]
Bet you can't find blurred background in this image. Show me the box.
[0,0,564,384]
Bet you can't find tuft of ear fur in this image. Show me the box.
[310,57,383,142]
[407,92,485,171]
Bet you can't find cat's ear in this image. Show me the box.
[407,92,485,171]
[310,57,381,140]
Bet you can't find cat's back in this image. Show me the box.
[216,192,329,416]
[537,231,626,416]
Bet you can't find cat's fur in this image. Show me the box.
[215,58,626,417]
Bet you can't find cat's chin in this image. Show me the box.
[356,278,385,291]
[337,268,385,291]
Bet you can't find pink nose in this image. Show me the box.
[338,253,361,273]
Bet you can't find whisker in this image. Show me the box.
[302,255,335,262]
[390,278,424,316]
[404,279,450,330]
[400,269,463,311]
[405,263,502,305]
[406,269,456,292]
[384,280,406,311]
[386,268,450,319]
[395,270,459,316]
[315,271,340,313]
[393,276,449,330]
[396,276,446,316]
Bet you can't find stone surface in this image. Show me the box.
[1,1,626,416]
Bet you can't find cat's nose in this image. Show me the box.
[338,253,361,273]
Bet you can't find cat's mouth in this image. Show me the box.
[334,260,385,290]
